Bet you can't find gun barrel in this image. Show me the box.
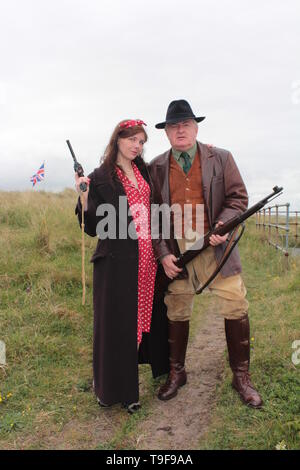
[264,185,283,202]
[66,140,77,162]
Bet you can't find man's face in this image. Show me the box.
[165,119,198,151]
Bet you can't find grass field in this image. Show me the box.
[0,190,299,450]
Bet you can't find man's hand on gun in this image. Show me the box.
[209,221,228,246]
[161,254,183,280]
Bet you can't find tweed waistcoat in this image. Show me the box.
[169,150,210,237]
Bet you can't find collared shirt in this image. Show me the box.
[172,143,197,170]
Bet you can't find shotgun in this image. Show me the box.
[154,185,283,302]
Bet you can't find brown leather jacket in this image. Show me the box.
[148,141,248,278]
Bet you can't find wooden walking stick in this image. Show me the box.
[67,139,87,306]
[80,194,86,305]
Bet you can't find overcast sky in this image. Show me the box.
[0,0,299,208]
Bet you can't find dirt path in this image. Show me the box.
[4,301,226,450]
[47,304,227,450]
[136,305,226,450]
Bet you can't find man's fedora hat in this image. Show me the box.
[155,99,205,129]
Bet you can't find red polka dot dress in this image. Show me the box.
[115,163,157,345]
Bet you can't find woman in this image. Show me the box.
[75,119,169,413]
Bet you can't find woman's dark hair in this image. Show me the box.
[100,120,148,184]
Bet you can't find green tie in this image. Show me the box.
[180,152,192,174]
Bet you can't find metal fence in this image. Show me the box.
[255,203,300,266]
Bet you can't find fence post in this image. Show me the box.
[268,207,271,245]
[285,203,290,270]
[275,205,278,249]
[286,203,290,251]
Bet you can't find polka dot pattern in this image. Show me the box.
[115,163,157,345]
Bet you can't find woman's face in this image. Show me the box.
[117,131,146,162]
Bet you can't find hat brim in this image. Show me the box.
[155,116,206,129]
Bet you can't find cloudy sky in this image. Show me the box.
[0,0,299,208]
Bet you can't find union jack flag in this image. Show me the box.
[30,162,45,187]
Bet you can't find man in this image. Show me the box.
[148,99,262,408]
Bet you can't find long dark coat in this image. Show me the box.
[75,156,169,406]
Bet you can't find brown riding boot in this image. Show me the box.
[157,320,189,401]
[225,314,263,408]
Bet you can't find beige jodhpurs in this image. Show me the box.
[164,239,249,322]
